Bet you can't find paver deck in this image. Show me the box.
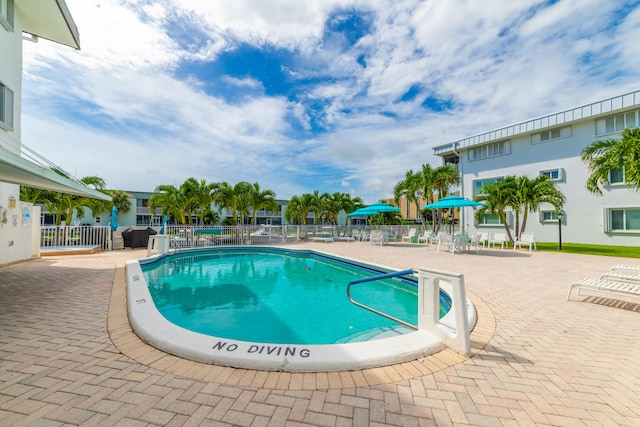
[1,242,639,426]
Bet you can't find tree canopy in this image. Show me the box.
[581,127,640,195]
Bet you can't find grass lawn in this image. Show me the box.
[536,242,640,258]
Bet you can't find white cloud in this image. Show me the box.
[18,0,640,204]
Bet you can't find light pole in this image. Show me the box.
[415,189,423,227]
[557,212,563,250]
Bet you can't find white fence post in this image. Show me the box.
[417,268,471,356]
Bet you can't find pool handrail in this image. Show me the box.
[347,269,418,331]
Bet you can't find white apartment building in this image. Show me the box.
[433,90,640,247]
[0,0,110,266]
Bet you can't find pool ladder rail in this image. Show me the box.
[347,269,418,331]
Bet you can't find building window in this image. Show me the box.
[595,109,639,136]
[541,211,559,222]
[540,168,563,181]
[531,126,572,144]
[609,168,625,185]
[0,82,14,131]
[0,0,13,31]
[473,177,504,196]
[609,209,640,232]
[469,140,510,161]
[477,214,503,225]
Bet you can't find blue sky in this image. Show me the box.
[21,0,640,203]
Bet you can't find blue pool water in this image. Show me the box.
[141,248,451,345]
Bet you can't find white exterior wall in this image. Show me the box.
[0,5,37,265]
[456,105,640,246]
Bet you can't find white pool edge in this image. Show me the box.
[125,247,476,372]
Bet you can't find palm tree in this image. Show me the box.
[513,175,565,239]
[38,175,110,225]
[108,189,132,215]
[149,184,189,224]
[581,127,640,195]
[232,181,252,225]
[475,175,565,242]
[393,170,424,228]
[320,192,363,233]
[474,177,517,243]
[185,178,218,225]
[284,193,319,225]
[212,182,235,223]
[394,164,460,233]
[248,182,278,224]
[430,165,460,232]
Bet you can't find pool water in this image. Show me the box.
[142,249,451,345]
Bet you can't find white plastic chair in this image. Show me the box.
[402,228,417,243]
[489,232,508,249]
[416,231,431,244]
[468,233,484,254]
[370,230,383,245]
[437,233,455,253]
[514,232,536,251]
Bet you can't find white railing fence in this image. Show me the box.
[40,224,428,251]
[40,226,112,250]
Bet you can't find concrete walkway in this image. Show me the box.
[1,243,639,426]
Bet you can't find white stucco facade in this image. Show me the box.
[433,90,640,247]
[0,0,109,266]
[1,0,30,265]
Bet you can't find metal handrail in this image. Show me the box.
[347,269,418,330]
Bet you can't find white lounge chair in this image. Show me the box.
[335,232,355,242]
[599,269,640,283]
[567,277,640,302]
[609,264,640,273]
[402,228,417,243]
[513,232,536,251]
[489,232,509,249]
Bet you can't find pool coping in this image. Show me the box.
[126,247,476,372]
[109,252,496,387]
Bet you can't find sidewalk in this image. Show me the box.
[1,244,639,426]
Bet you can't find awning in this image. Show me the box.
[0,145,111,201]
[20,0,80,49]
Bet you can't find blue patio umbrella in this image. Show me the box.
[347,202,400,217]
[422,195,486,234]
[347,202,400,227]
[159,215,169,234]
[109,206,119,231]
[422,195,486,210]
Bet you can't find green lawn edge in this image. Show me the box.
[535,242,640,258]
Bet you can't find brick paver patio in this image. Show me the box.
[1,242,639,426]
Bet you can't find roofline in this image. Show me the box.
[54,0,80,50]
[20,0,81,50]
[0,146,111,201]
[433,89,640,156]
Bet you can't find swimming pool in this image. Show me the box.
[126,246,476,371]
[140,248,450,345]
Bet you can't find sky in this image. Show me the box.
[20,0,640,204]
